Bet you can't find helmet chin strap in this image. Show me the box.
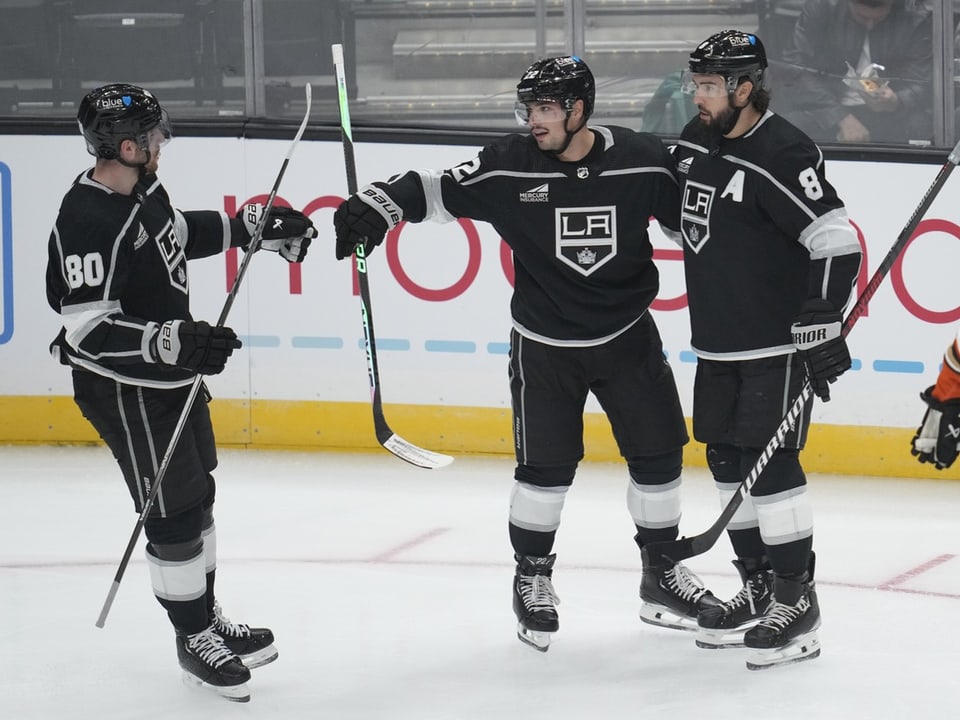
[116,149,152,177]
[702,93,746,141]
[543,111,587,158]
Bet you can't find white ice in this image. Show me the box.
[1,444,958,719]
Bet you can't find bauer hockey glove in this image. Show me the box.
[333,183,402,260]
[911,387,960,469]
[238,204,316,263]
[791,299,851,402]
[151,320,242,375]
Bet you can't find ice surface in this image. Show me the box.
[1,445,957,719]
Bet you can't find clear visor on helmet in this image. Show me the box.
[680,71,739,98]
[514,99,567,126]
[143,108,173,151]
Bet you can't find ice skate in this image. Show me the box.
[639,543,720,631]
[512,553,560,652]
[211,601,278,669]
[176,626,251,702]
[744,556,821,670]
[697,558,774,649]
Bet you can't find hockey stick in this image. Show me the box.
[331,43,454,470]
[644,138,960,566]
[95,84,314,628]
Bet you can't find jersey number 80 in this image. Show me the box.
[64,252,105,289]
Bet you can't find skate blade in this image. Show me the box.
[241,644,279,669]
[695,621,761,649]
[181,670,251,702]
[746,632,821,671]
[639,603,698,632]
[695,631,746,649]
[516,624,552,652]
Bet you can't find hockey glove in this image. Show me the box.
[333,183,403,260]
[238,204,316,263]
[791,299,850,402]
[911,387,960,469]
[152,320,242,375]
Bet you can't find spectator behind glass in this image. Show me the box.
[781,0,932,144]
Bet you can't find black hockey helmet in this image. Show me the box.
[516,56,596,120]
[688,30,767,92]
[78,83,171,160]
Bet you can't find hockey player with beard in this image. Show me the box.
[333,56,721,652]
[669,31,862,669]
[46,84,316,701]
[912,327,960,469]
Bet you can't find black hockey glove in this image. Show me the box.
[238,204,316,263]
[152,320,242,375]
[333,183,402,260]
[911,387,960,470]
[791,299,850,402]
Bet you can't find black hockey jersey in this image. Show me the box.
[46,170,242,387]
[674,111,861,359]
[382,126,681,345]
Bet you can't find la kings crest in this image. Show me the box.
[154,218,189,294]
[555,205,616,276]
[681,181,715,254]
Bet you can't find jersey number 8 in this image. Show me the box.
[798,167,823,201]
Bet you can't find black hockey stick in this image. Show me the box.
[95,84,314,628]
[331,43,454,470]
[643,138,960,566]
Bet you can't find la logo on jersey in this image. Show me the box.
[555,205,616,276]
[681,181,714,254]
[155,219,188,294]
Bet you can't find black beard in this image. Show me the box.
[692,102,743,142]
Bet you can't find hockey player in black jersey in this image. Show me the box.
[45,84,316,701]
[333,56,721,652]
[671,31,862,669]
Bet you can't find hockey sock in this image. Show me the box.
[627,451,682,545]
[202,514,217,615]
[146,539,209,635]
[508,478,568,557]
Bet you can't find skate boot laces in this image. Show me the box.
[723,573,767,616]
[757,595,811,631]
[212,601,252,640]
[187,628,240,669]
[721,584,756,616]
[518,573,560,612]
[664,563,709,602]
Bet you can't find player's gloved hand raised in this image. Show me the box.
[911,387,960,469]
[333,183,402,260]
[791,299,850,402]
[238,203,316,263]
[152,320,242,375]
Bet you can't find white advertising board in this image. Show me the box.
[1,133,957,431]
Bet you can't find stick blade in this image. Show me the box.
[381,432,454,469]
[643,532,717,566]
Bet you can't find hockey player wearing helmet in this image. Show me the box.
[46,84,317,701]
[334,56,722,652]
[670,31,863,669]
[514,55,596,157]
[911,327,960,469]
[76,82,172,171]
